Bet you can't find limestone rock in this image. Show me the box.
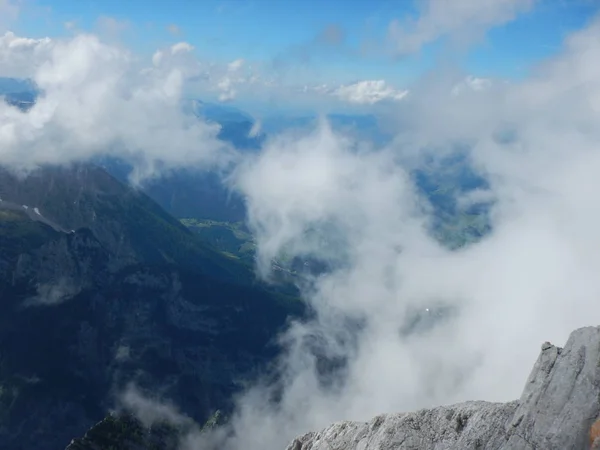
[286,326,600,450]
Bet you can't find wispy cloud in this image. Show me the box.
[450,75,493,96]
[270,23,353,78]
[95,15,131,38]
[388,0,537,54]
[316,24,346,46]
[0,0,19,32]
[120,384,194,428]
[64,20,78,31]
[331,80,408,104]
[167,23,182,35]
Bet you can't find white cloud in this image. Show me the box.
[171,41,194,54]
[332,79,408,104]
[157,51,408,107]
[120,384,193,428]
[152,42,195,67]
[211,58,248,102]
[450,75,495,96]
[0,32,52,78]
[293,80,408,106]
[389,0,536,54]
[217,77,236,102]
[151,50,163,66]
[228,58,245,72]
[193,14,600,450]
[0,32,230,182]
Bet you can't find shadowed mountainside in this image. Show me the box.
[0,164,303,450]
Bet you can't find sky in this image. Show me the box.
[6,1,600,449]
[4,0,600,112]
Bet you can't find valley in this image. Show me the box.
[179,219,255,263]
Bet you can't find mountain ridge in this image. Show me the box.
[286,325,600,450]
[0,163,259,282]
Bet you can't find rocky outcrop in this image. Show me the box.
[287,326,600,450]
[64,413,183,450]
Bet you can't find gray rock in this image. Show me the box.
[286,326,600,450]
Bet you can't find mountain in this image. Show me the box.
[412,153,491,249]
[260,113,392,147]
[0,77,39,111]
[96,99,261,224]
[189,100,265,150]
[141,169,247,223]
[0,163,303,450]
[191,100,253,125]
[126,99,265,223]
[0,77,37,95]
[287,325,600,450]
[94,156,247,223]
[64,414,183,450]
[0,164,256,279]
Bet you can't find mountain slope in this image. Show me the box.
[0,164,303,450]
[64,414,183,450]
[0,164,255,281]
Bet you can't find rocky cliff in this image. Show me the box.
[287,326,600,450]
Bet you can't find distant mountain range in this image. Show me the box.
[0,77,390,149]
[0,77,37,94]
[0,77,38,111]
[0,76,489,243]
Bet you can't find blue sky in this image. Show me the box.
[466,1,599,78]
[8,0,600,108]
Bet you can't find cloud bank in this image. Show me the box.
[194,12,600,450]
[0,32,231,182]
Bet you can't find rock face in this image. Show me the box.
[287,326,600,450]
